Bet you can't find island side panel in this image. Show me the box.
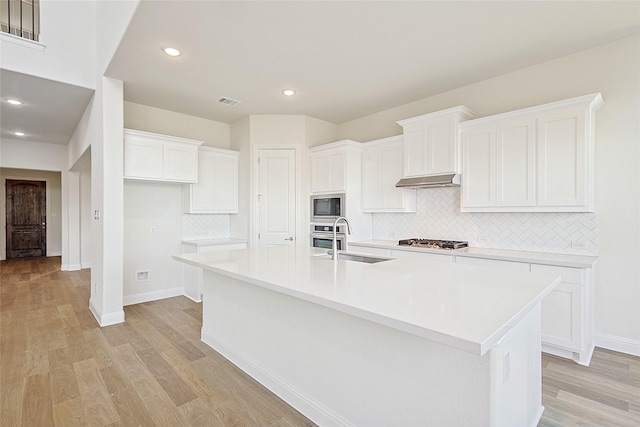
[489,303,543,427]
[201,270,492,426]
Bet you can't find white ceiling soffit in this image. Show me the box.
[0,69,94,145]
[105,1,640,125]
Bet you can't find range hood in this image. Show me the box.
[395,173,460,189]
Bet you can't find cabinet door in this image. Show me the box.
[537,108,587,208]
[461,127,496,208]
[496,118,536,206]
[403,127,427,177]
[124,138,164,180]
[187,149,238,213]
[164,141,199,183]
[191,151,216,211]
[361,149,380,210]
[311,151,346,193]
[531,264,584,351]
[362,139,416,212]
[426,117,457,175]
[212,153,238,212]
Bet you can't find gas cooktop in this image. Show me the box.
[398,239,469,250]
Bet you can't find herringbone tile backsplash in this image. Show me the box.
[372,188,598,255]
[183,214,231,240]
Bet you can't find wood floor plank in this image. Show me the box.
[135,346,198,406]
[52,397,88,427]
[72,358,120,427]
[22,373,54,427]
[49,347,81,405]
[142,391,192,427]
[110,343,166,398]
[179,397,225,427]
[110,387,157,427]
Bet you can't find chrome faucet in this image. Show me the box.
[332,216,352,260]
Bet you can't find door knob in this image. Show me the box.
[284,237,294,241]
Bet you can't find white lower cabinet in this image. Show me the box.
[455,256,530,271]
[182,242,247,302]
[390,249,454,263]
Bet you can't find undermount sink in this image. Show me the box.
[316,251,393,264]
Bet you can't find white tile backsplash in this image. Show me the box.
[183,214,231,240]
[372,187,598,256]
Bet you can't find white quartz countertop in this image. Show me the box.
[182,238,247,247]
[173,245,560,356]
[350,240,597,268]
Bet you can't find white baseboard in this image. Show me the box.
[595,333,640,357]
[81,262,92,269]
[183,293,203,303]
[123,287,184,306]
[49,251,62,257]
[89,298,125,326]
[201,328,353,427]
[60,263,81,272]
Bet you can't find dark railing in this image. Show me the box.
[1,0,39,41]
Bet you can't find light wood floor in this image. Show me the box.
[1,257,639,426]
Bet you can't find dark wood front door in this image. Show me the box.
[5,180,47,259]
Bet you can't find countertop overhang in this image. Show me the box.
[173,245,560,356]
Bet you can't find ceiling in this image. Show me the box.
[1,1,639,146]
[0,69,94,145]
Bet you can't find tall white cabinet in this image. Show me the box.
[460,93,602,212]
[184,147,239,214]
[309,140,372,242]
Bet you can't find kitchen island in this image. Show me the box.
[173,245,560,427]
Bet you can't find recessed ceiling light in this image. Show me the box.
[282,89,296,97]
[162,47,182,57]
[6,99,22,105]
[14,131,25,136]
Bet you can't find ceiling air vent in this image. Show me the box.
[217,97,241,106]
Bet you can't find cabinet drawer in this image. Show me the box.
[530,264,584,285]
[455,256,529,271]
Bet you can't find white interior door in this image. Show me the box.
[258,149,296,246]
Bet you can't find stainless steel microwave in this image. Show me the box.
[311,193,345,222]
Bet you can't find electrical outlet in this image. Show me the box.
[503,352,511,384]
[136,271,149,282]
[150,226,156,234]
[571,240,587,250]
[93,283,97,293]
[477,236,488,244]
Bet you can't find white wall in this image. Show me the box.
[1,138,67,170]
[0,168,62,260]
[124,102,231,148]
[123,181,184,305]
[80,160,91,268]
[338,36,640,354]
[0,0,97,88]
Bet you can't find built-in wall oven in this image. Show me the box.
[311,193,345,222]
[311,231,345,250]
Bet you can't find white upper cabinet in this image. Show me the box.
[397,106,474,178]
[461,117,536,208]
[460,93,602,212]
[184,147,239,214]
[310,140,360,194]
[361,136,416,212]
[124,129,202,183]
